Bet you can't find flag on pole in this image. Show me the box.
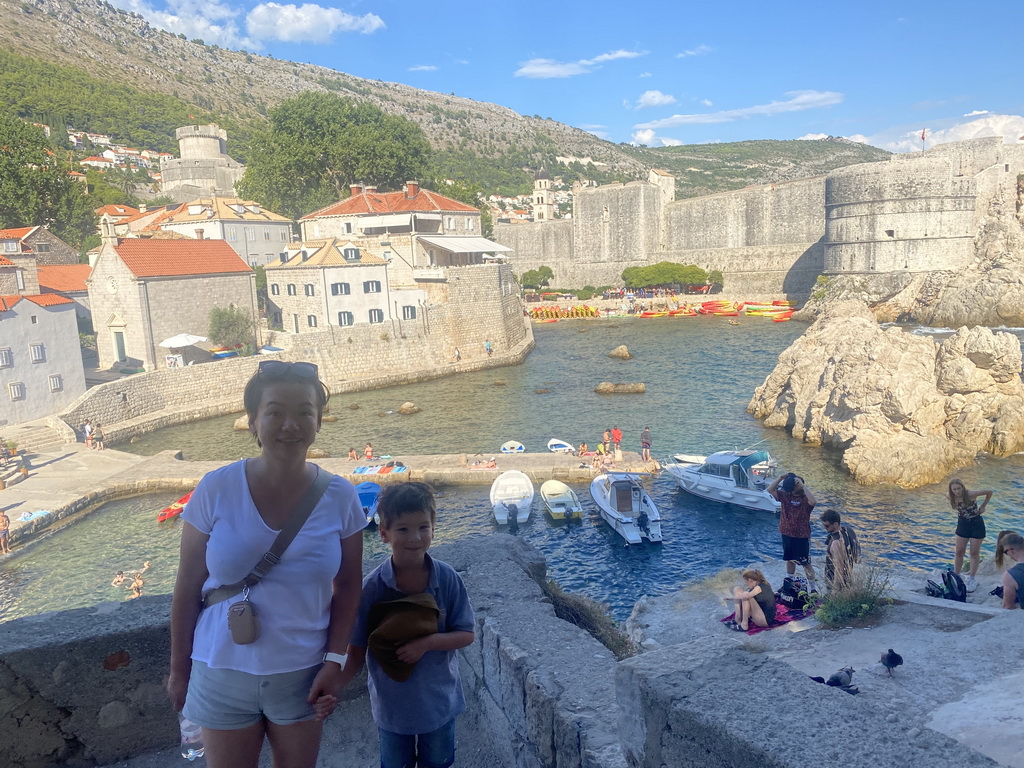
[921,128,926,142]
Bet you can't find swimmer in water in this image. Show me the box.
[111,571,126,587]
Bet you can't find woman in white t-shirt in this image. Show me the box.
[167,361,366,768]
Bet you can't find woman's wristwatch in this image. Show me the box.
[323,652,347,666]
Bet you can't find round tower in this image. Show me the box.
[176,124,228,160]
[533,168,554,221]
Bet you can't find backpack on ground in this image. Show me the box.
[940,570,967,602]
[776,576,818,611]
[925,579,946,599]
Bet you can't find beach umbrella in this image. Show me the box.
[158,333,207,348]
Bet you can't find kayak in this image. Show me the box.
[157,491,193,522]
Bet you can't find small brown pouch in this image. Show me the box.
[227,592,260,645]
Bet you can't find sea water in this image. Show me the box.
[3,319,1023,621]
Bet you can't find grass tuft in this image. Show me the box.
[814,567,894,628]
[541,579,638,659]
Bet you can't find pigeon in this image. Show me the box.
[826,667,854,687]
[809,676,826,684]
[881,649,904,677]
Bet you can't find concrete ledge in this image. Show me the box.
[615,646,998,768]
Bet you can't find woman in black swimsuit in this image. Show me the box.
[947,478,993,593]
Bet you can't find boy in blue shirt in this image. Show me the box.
[337,482,475,768]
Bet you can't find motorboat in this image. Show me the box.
[547,438,575,454]
[356,481,382,525]
[490,470,534,524]
[501,440,526,454]
[589,472,663,545]
[540,479,583,520]
[663,450,780,513]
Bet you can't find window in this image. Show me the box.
[287,284,296,296]
[467,218,474,231]
[337,311,354,326]
[331,282,350,296]
[343,248,359,261]
[34,242,50,253]
[0,348,11,367]
[363,280,381,294]
[304,284,315,297]
[307,315,318,327]
[30,343,45,363]
[48,374,63,392]
[344,223,352,234]
[368,309,384,324]
[270,284,280,296]
[3,241,16,252]
[280,230,289,241]
[402,305,416,320]
[273,311,282,324]
[447,217,456,229]
[263,230,271,241]
[16,271,25,291]
[228,227,237,241]
[8,382,25,400]
[245,227,255,241]
[30,314,37,324]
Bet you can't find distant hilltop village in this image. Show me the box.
[496,137,1024,298]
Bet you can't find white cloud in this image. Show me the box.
[635,90,677,109]
[639,72,652,78]
[408,65,438,72]
[108,0,383,47]
[698,98,713,107]
[514,49,646,79]
[882,114,1024,153]
[963,109,990,117]
[634,90,844,129]
[246,3,384,44]
[797,133,829,140]
[846,134,870,144]
[630,128,683,147]
[581,125,611,140]
[676,45,712,58]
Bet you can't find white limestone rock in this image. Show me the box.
[233,414,249,430]
[748,300,1024,487]
[608,345,633,360]
[398,401,421,415]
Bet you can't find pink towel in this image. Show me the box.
[721,604,811,635]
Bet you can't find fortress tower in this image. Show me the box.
[532,168,554,221]
[159,124,245,202]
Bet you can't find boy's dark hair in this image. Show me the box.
[377,482,436,529]
[820,509,841,525]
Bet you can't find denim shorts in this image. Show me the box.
[183,660,319,729]
[378,718,455,768]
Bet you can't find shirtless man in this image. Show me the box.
[0,510,10,554]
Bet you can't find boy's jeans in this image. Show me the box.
[378,718,455,768]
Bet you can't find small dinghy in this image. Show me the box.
[490,470,534,524]
[540,479,583,520]
[547,438,575,454]
[356,481,382,525]
[501,440,526,454]
[589,472,662,545]
[157,491,193,522]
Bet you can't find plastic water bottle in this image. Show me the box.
[179,714,205,761]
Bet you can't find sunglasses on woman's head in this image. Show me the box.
[257,360,319,379]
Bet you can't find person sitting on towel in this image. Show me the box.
[727,569,776,631]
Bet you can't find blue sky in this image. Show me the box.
[111,0,1024,152]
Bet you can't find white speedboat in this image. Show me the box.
[356,481,382,525]
[501,440,526,454]
[589,472,663,545]
[663,450,780,513]
[490,470,534,524]
[540,479,583,520]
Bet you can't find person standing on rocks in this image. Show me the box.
[820,509,859,592]
[767,472,818,590]
[947,478,992,593]
[640,426,652,463]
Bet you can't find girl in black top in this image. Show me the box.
[947,478,993,591]
[727,569,776,631]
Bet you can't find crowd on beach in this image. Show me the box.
[572,425,655,473]
[725,471,1024,632]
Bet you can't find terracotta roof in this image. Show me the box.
[266,238,387,270]
[114,239,252,278]
[0,227,35,240]
[136,204,187,231]
[0,255,14,267]
[21,294,74,306]
[302,188,479,220]
[37,264,92,292]
[165,197,291,224]
[95,204,140,217]
[0,295,20,311]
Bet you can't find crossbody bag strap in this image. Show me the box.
[202,468,334,609]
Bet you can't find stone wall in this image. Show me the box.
[654,242,824,298]
[494,220,574,283]
[24,228,79,266]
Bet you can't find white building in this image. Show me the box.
[0,293,86,426]
[159,197,294,267]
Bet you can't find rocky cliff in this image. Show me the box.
[748,300,1024,487]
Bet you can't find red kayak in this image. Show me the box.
[157,491,193,522]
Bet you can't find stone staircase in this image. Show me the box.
[2,423,69,456]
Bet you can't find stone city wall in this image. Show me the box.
[494,219,575,283]
[573,182,664,267]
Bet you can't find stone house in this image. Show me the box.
[265,239,424,334]
[87,227,258,371]
[158,197,294,267]
[37,264,93,323]
[0,293,86,426]
[300,182,510,286]
[93,204,140,224]
[0,226,79,267]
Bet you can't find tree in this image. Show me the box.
[252,265,268,313]
[621,262,707,289]
[208,305,256,352]
[237,93,432,219]
[520,266,553,289]
[0,112,93,245]
[708,269,724,289]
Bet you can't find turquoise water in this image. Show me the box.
[3,318,1024,621]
